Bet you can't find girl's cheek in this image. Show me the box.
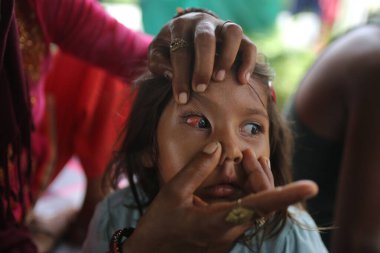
[158,138,203,183]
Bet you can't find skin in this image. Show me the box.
[157,72,272,202]
[68,12,257,245]
[149,12,256,104]
[119,73,319,253]
[293,24,380,252]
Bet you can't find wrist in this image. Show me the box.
[120,227,161,253]
[109,228,135,253]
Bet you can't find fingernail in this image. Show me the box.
[245,72,251,83]
[196,83,207,92]
[178,92,188,104]
[203,142,219,155]
[267,159,271,169]
[164,70,173,80]
[214,69,225,81]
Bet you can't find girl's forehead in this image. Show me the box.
[191,73,268,109]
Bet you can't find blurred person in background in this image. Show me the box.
[285,8,380,253]
[289,0,340,50]
[3,0,150,251]
[30,50,134,251]
[0,1,257,252]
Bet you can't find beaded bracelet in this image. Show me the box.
[173,7,219,19]
[109,227,135,253]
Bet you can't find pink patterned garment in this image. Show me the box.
[1,0,151,251]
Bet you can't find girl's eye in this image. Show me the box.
[185,115,210,129]
[242,123,262,135]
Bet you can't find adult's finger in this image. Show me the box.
[242,149,272,193]
[148,44,173,80]
[236,35,257,84]
[213,21,243,82]
[193,181,317,234]
[164,142,222,199]
[192,20,216,92]
[169,18,194,104]
[148,26,174,80]
[259,156,274,187]
[242,180,319,216]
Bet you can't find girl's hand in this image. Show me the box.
[122,142,318,253]
[148,11,256,104]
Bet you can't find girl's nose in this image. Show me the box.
[219,133,243,164]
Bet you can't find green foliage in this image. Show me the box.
[249,29,316,110]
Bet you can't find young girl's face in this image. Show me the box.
[156,72,270,203]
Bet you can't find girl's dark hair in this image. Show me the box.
[104,56,294,243]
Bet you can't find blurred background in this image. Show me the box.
[32,0,380,252]
[101,0,380,108]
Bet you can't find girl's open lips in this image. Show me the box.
[197,183,244,201]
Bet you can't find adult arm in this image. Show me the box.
[331,26,380,253]
[32,0,151,83]
[295,25,380,253]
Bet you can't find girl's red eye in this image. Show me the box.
[186,116,210,129]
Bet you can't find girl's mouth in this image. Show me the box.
[196,183,244,202]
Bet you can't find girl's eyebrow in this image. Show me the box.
[243,108,269,119]
[189,93,212,108]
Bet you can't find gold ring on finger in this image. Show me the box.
[225,198,255,225]
[170,38,190,52]
[217,20,233,35]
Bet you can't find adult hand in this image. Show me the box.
[148,11,256,104]
[122,142,318,253]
